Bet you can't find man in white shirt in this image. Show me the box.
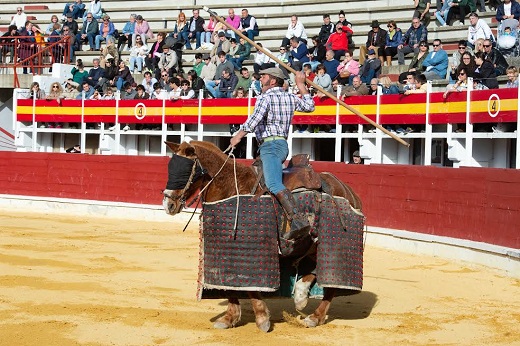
[168,77,182,100]
[467,12,493,49]
[281,15,307,48]
[10,7,27,30]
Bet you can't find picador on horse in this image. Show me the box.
[162,67,365,331]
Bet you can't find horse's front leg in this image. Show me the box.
[214,297,241,329]
[303,288,335,327]
[248,292,271,332]
[294,273,316,310]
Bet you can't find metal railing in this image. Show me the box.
[1,35,72,88]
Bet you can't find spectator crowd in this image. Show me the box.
[3,0,519,121]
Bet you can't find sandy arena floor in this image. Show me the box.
[0,210,518,346]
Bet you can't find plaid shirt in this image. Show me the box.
[241,87,315,142]
[401,24,428,47]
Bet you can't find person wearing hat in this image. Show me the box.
[360,49,382,84]
[230,68,315,241]
[62,13,79,36]
[359,20,387,65]
[157,43,178,80]
[349,151,363,164]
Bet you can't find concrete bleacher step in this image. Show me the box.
[0,0,506,89]
[24,5,48,10]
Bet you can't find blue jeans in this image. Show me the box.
[205,80,219,98]
[185,31,201,49]
[243,29,259,41]
[95,34,113,50]
[229,56,246,70]
[259,139,289,194]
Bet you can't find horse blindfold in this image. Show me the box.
[166,154,204,190]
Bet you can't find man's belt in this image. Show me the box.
[260,136,286,144]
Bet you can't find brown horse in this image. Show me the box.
[162,140,363,331]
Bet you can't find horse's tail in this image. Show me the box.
[319,172,362,212]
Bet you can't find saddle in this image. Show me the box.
[251,154,322,196]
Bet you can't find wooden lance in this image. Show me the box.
[203,6,410,147]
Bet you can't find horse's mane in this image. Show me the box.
[190,141,257,200]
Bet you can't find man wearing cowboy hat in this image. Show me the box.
[359,20,387,65]
[230,68,315,240]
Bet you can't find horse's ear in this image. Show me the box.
[184,145,196,157]
[164,141,180,153]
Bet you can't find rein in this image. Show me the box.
[181,146,241,233]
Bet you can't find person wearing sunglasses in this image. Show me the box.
[45,83,64,128]
[450,40,469,74]
[449,51,475,82]
[422,39,448,80]
[10,7,27,31]
[384,20,402,66]
[398,40,429,84]
[443,67,469,99]
[482,38,508,76]
[95,15,115,50]
[75,12,99,51]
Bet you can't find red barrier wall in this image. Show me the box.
[1,152,518,249]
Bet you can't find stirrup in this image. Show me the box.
[283,213,310,240]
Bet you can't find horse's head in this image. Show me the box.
[162,141,205,215]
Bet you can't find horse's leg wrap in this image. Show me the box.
[294,278,313,310]
[275,189,310,240]
[213,299,241,329]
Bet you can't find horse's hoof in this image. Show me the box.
[213,308,241,329]
[213,321,232,329]
[294,279,312,310]
[303,314,326,328]
[256,319,271,333]
[303,315,318,328]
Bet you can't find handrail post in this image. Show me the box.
[515,82,520,169]
[424,81,433,165]
[246,87,254,159]
[374,85,382,164]
[465,77,474,167]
